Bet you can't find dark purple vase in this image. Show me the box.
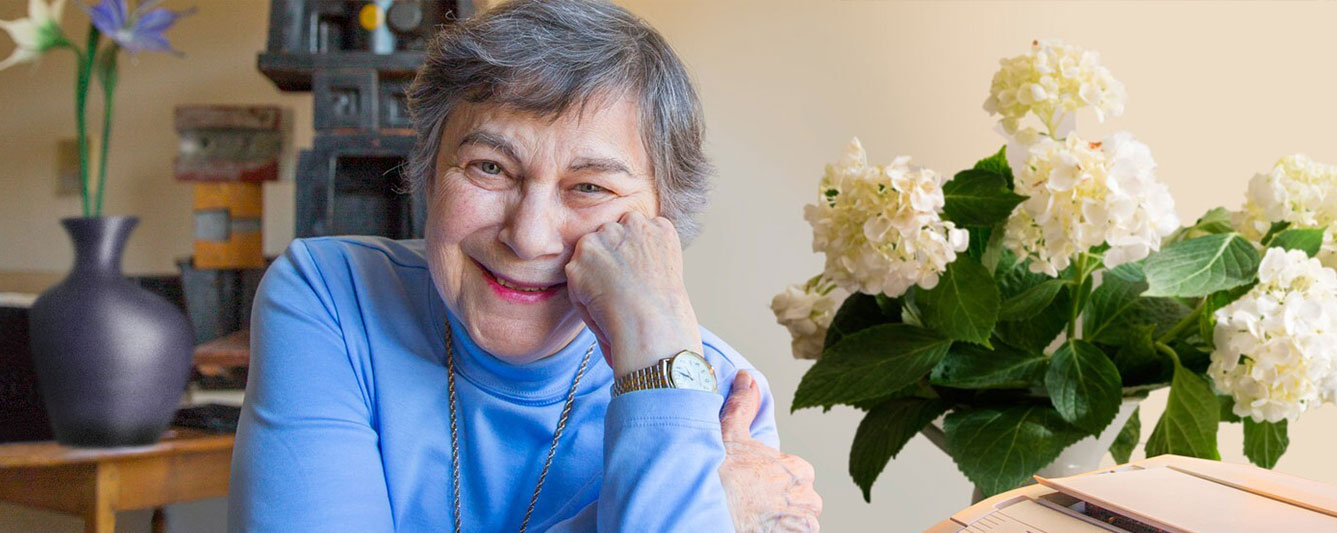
[28,217,194,447]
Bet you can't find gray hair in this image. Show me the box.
[405,0,713,243]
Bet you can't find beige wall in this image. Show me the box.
[0,0,306,277]
[3,1,1337,531]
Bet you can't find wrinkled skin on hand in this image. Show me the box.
[564,210,703,377]
[718,371,822,532]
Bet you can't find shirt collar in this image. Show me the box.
[433,296,613,404]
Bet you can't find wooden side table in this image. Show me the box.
[0,428,234,533]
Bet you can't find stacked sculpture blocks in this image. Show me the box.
[174,105,290,345]
[174,105,291,269]
[259,0,475,240]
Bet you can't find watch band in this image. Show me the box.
[611,359,671,397]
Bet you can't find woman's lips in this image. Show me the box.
[472,259,566,304]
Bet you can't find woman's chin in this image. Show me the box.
[461,307,584,363]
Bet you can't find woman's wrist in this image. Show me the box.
[606,307,703,378]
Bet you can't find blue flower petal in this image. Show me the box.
[80,0,129,36]
[133,7,185,34]
[129,33,172,54]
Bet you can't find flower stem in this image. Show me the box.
[1154,341,1181,367]
[1157,301,1205,345]
[1067,253,1098,339]
[74,27,100,217]
[93,49,119,217]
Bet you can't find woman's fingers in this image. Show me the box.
[779,453,816,485]
[787,474,823,514]
[720,370,761,442]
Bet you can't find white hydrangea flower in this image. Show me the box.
[1210,247,1337,422]
[771,276,848,360]
[984,39,1127,137]
[1003,131,1179,276]
[804,138,969,298]
[1232,154,1337,268]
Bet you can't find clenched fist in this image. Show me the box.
[719,371,823,532]
[564,211,702,377]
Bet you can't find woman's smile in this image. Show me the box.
[471,257,567,304]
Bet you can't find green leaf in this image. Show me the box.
[944,405,1087,497]
[999,279,1067,322]
[1218,395,1242,423]
[1109,325,1172,386]
[917,256,1000,346]
[1243,419,1289,469]
[930,342,1048,390]
[973,145,1014,185]
[1145,363,1221,460]
[1190,207,1236,235]
[966,225,992,262]
[1083,263,1193,347]
[1046,340,1123,434]
[942,170,1027,227]
[1144,233,1260,298]
[1170,207,1235,241]
[967,226,1008,276]
[1260,221,1291,246]
[994,260,1069,351]
[824,292,900,351]
[980,226,1007,275]
[1175,342,1214,375]
[1268,227,1326,257]
[848,380,937,411]
[1110,407,1141,464]
[792,324,952,411]
[850,398,951,501]
[1083,262,1148,341]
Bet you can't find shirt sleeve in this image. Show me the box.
[546,363,780,532]
[228,240,394,532]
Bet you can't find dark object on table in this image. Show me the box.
[0,305,53,443]
[258,0,477,241]
[193,328,251,390]
[28,217,195,447]
[173,403,243,434]
[178,257,267,344]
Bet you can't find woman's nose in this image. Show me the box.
[498,189,566,261]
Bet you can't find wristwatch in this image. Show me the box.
[612,349,719,396]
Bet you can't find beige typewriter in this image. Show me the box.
[928,455,1337,532]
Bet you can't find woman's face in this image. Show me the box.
[426,97,659,363]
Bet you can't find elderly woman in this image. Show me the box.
[228,1,820,531]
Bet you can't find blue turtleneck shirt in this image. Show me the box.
[227,236,778,532]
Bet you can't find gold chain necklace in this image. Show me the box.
[444,329,596,533]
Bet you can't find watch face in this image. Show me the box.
[669,351,717,392]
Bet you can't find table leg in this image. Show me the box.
[85,463,118,533]
[151,507,167,533]
[83,501,115,533]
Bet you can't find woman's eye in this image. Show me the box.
[574,183,608,194]
[476,161,503,175]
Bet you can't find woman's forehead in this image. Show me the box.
[440,98,651,174]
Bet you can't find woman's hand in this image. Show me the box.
[564,211,702,377]
[719,371,823,532]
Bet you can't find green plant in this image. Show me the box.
[772,39,1337,501]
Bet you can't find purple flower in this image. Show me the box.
[79,0,193,55]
